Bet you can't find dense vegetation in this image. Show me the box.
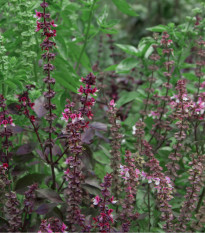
[0,0,205,232]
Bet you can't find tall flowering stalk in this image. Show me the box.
[0,34,8,96]
[192,199,205,231]
[149,32,174,144]
[61,73,97,231]
[35,0,57,189]
[22,183,38,230]
[133,120,146,154]
[0,95,14,166]
[16,85,48,162]
[107,99,122,200]
[93,173,116,232]
[107,34,119,101]
[0,163,10,208]
[118,151,139,232]
[142,140,174,232]
[141,37,161,118]
[175,154,205,232]
[166,79,190,178]
[0,165,22,232]
[92,34,103,72]
[132,122,174,231]
[5,191,22,232]
[195,37,205,99]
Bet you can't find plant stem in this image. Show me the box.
[55,146,69,164]
[148,183,151,232]
[58,178,66,193]
[75,0,97,73]
[196,188,205,213]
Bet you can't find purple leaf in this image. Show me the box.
[16,143,36,155]
[33,96,47,118]
[90,122,107,131]
[82,127,95,144]
[36,189,64,203]
[14,173,46,194]
[35,203,57,215]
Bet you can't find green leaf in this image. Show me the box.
[55,73,78,93]
[100,28,118,34]
[5,80,16,89]
[112,0,138,16]
[0,216,8,226]
[115,44,139,56]
[146,25,168,32]
[93,150,110,165]
[104,64,117,72]
[116,91,142,108]
[99,145,111,158]
[97,5,108,26]
[138,38,155,58]
[68,43,91,70]
[158,147,172,152]
[116,57,138,73]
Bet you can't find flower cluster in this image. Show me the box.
[119,154,172,194]
[191,92,205,120]
[93,173,116,232]
[38,217,67,233]
[169,86,205,121]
